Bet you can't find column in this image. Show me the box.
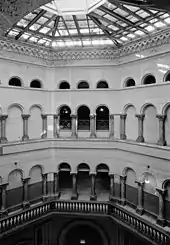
[120,175,126,206]
[22,177,30,208]
[22,114,30,141]
[54,172,60,199]
[136,114,145,143]
[109,114,114,139]
[135,181,144,215]
[0,115,8,143]
[42,173,48,201]
[41,114,47,139]
[47,172,54,200]
[120,114,127,140]
[71,114,77,139]
[156,115,166,146]
[71,173,78,200]
[90,114,96,138]
[90,173,97,201]
[156,188,166,227]
[0,183,8,215]
[53,115,60,138]
[109,174,115,201]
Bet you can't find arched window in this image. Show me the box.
[96,106,109,131]
[143,75,156,85]
[30,80,42,88]
[77,81,89,89]
[9,77,22,87]
[59,81,70,89]
[59,106,71,130]
[77,106,90,130]
[125,78,136,87]
[164,72,170,82]
[97,81,109,88]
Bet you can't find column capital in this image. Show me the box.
[41,114,48,119]
[89,172,96,176]
[109,173,114,177]
[156,114,166,121]
[71,114,77,119]
[0,115,8,120]
[0,183,8,189]
[53,114,59,119]
[22,114,30,120]
[89,114,96,119]
[22,177,30,183]
[120,175,127,181]
[135,114,145,120]
[156,188,166,196]
[135,180,144,186]
[120,114,127,119]
[109,114,114,120]
[70,172,77,175]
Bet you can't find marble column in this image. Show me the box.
[135,114,145,143]
[41,114,47,139]
[156,115,166,146]
[90,114,96,138]
[156,188,166,227]
[22,114,30,141]
[42,173,48,200]
[54,172,60,199]
[109,174,115,201]
[53,115,60,138]
[120,175,126,206]
[71,173,78,200]
[90,173,97,201]
[135,181,144,215]
[0,183,8,215]
[71,114,77,139]
[22,177,30,208]
[120,114,127,140]
[109,114,114,139]
[0,115,8,143]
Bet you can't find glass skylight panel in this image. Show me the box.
[145,25,155,32]
[29,24,41,31]
[135,30,145,36]
[69,29,78,35]
[90,28,102,34]
[80,29,89,34]
[136,10,150,18]
[116,21,127,27]
[108,25,119,31]
[120,36,128,42]
[55,31,60,36]
[154,21,166,28]
[93,9,105,16]
[150,10,158,14]
[58,21,65,29]
[38,39,46,44]
[127,33,135,39]
[104,14,117,22]
[59,29,69,36]
[37,17,48,25]
[123,5,139,12]
[9,29,19,36]
[25,13,36,20]
[47,20,55,28]
[78,20,88,28]
[165,17,170,24]
[39,27,50,34]
[73,40,82,46]
[65,41,74,47]
[44,12,54,19]
[17,19,29,28]
[126,15,139,23]
[114,8,128,17]
[29,36,38,42]
[65,21,76,29]
[160,13,169,19]
[149,18,158,24]
[21,33,31,40]
[83,39,91,46]
[104,2,116,10]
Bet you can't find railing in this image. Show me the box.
[0,200,169,245]
[78,120,90,130]
[60,119,71,130]
[96,120,109,130]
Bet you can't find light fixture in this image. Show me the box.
[145,173,150,184]
[80,239,86,244]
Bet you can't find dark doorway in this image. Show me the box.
[63,224,104,245]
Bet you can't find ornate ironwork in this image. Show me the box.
[78,120,90,130]
[60,119,71,130]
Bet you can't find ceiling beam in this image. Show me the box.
[73,15,83,44]
[52,16,60,37]
[15,9,46,40]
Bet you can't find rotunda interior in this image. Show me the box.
[0,0,170,245]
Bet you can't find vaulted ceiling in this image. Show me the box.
[1,0,170,49]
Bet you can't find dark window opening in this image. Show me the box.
[165,72,170,82]
[77,106,90,130]
[143,75,156,85]
[77,81,89,89]
[125,79,136,87]
[59,106,71,130]
[9,77,22,87]
[97,81,109,88]
[59,81,70,89]
[96,106,109,131]
[30,80,42,88]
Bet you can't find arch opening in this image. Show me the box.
[164,72,170,82]
[59,106,71,130]
[77,106,90,130]
[97,81,109,89]
[59,81,70,89]
[30,80,42,88]
[77,81,89,89]
[143,75,156,85]
[96,106,109,131]
[125,78,136,87]
[59,163,72,199]
[9,77,22,87]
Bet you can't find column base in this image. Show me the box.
[156,217,166,227]
[54,133,60,138]
[120,198,126,206]
[120,134,126,140]
[136,136,144,143]
[71,134,78,139]
[71,193,78,200]
[90,194,97,201]
[90,133,97,139]
[22,201,30,209]
[157,140,166,146]
[22,135,29,141]
[0,209,8,217]
[42,195,48,202]
[136,207,144,215]
[109,134,114,140]
[0,137,7,144]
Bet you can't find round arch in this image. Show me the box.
[8,77,23,87]
[30,79,43,88]
[77,81,89,89]
[58,220,109,245]
[96,80,109,89]
[77,163,90,172]
[59,81,70,89]
[58,162,71,172]
[124,78,136,87]
[77,105,90,130]
[163,70,170,82]
[142,74,156,85]
[7,103,24,114]
[96,105,109,131]
[140,103,157,114]
[59,105,72,130]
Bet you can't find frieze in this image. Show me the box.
[0,29,170,65]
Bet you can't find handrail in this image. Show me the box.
[0,200,169,245]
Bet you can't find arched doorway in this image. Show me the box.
[59,221,107,245]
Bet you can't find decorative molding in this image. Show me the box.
[0,29,170,64]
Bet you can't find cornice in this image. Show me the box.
[0,29,170,65]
